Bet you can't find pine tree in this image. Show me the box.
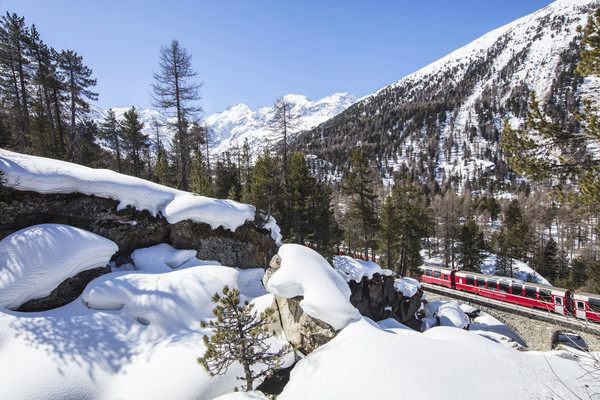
[100,109,122,172]
[57,49,98,161]
[267,96,298,167]
[120,106,148,177]
[457,219,486,272]
[151,40,201,191]
[343,146,379,260]
[377,195,400,271]
[249,150,281,219]
[189,148,211,196]
[197,285,289,392]
[0,12,31,149]
[214,152,241,200]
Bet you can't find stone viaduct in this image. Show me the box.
[423,285,600,351]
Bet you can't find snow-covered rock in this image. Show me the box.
[267,244,361,330]
[0,224,118,310]
[333,255,393,283]
[0,148,282,245]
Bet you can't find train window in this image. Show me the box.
[525,287,537,299]
[539,289,552,303]
[426,269,433,277]
[499,282,510,293]
[487,280,497,290]
[577,301,585,310]
[476,278,486,288]
[466,275,475,286]
[512,284,523,296]
[434,271,441,279]
[555,297,563,306]
[589,298,600,314]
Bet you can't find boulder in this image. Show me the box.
[348,273,423,327]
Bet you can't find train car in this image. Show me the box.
[573,293,600,322]
[453,270,571,315]
[418,266,456,289]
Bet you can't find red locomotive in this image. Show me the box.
[419,265,600,322]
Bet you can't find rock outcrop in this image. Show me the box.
[0,188,278,270]
[264,255,424,354]
[1,187,278,311]
[348,274,423,330]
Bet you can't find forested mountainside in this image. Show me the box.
[295,0,596,193]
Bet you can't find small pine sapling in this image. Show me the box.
[197,285,290,392]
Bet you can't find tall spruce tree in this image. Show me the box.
[101,109,122,172]
[0,12,31,149]
[151,40,201,191]
[343,146,379,260]
[57,49,98,161]
[197,285,289,392]
[120,106,148,177]
[249,150,281,219]
[457,219,486,272]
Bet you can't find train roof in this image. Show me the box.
[573,292,600,300]
[419,265,456,273]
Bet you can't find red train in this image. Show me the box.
[419,265,600,322]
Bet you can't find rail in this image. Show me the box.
[421,282,600,337]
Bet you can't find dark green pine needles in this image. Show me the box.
[197,285,290,392]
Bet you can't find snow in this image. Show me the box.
[394,277,421,297]
[267,244,361,330]
[205,92,357,158]
[278,317,599,399]
[333,255,392,283]
[0,224,118,310]
[0,244,290,399]
[0,148,281,243]
[424,300,470,329]
[213,391,270,400]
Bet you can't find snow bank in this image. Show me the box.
[333,255,392,283]
[0,149,281,242]
[394,277,421,297]
[0,247,289,399]
[268,244,361,330]
[0,224,118,309]
[278,318,598,399]
[424,301,469,329]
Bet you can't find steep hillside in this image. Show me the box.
[295,0,599,192]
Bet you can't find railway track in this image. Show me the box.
[421,282,600,337]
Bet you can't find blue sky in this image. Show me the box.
[1,0,554,115]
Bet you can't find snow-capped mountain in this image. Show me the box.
[295,0,599,188]
[98,92,356,158]
[204,92,357,157]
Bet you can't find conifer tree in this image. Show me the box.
[189,148,211,196]
[343,146,379,260]
[457,219,486,272]
[101,109,122,172]
[0,12,31,149]
[120,106,148,177]
[151,40,201,191]
[267,96,298,167]
[378,195,400,271]
[197,285,289,392]
[57,49,98,161]
[249,150,281,219]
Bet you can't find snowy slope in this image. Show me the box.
[301,0,600,187]
[205,92,356,158]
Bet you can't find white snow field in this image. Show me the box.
[278,317,599,399]
[0,148,281,244]
[0,224,118,309]
[0,244,291,399]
